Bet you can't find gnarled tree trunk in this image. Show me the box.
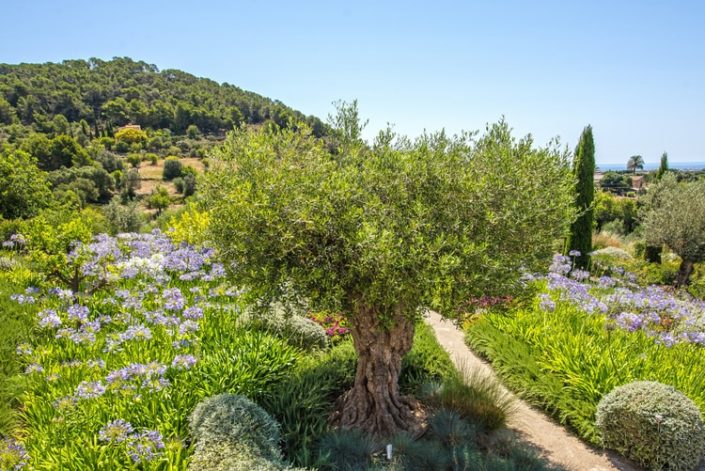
[675,259,694,288]
[337,306,420,437]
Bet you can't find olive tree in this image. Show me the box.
[643,175,705,286]
[203,113,574,436]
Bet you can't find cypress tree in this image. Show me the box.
[567,125,595,269]
[645,151,668,262]
[656,151,668,179]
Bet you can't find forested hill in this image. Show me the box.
[0,57,327,137]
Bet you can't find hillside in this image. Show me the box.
[0,57,326,137]
[0,58,330,220]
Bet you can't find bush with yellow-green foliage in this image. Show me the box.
[168,205,210,246]
[114,127,148,145]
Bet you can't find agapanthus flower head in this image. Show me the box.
[2,233,26,250]
[10,294,35,304]
[538,294,556,312]
[127,430,165,463]
[54,395,78,410]
[0,438,29,470]
[69,330,96,345]
[38,309,62,329]
[615,312,644,332]
[182,306,203,320]
[75,380,106,399]
[67,304,90,322]
[568,249,581,257]
[24,363,44,374]
[162,288,185,311]
[570,269,590,281]
[15,343,32,356]
[86,359,107,369]
[171,354,197,370]
[98,419,134,443]
[178,320,199,335]
[598,276,616,288]
[549,254,572,275]
[658,332,677,347]
[120,324,152,342]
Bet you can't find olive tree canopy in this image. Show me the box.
[643,174,705,286]
[203,109,575,436]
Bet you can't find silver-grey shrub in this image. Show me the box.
[596,381,705,470]
[188,394,285,471]
[240,303,328,350]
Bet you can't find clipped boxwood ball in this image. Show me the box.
[596,381,705,470]
[189,394,283,464]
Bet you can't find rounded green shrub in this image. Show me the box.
[189,394,284,470]
[163,156,183,180]
[241,303,328,350]
[596,381,705,471]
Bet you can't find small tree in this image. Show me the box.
[126,153,142,168]
[103,197,142,233]
[203,112,574,436]
[600,172,630,192]
[627,155,645,173]
[643,175,705,286]
[147,186,170,215]
[121,168,141,202]
[186,124,201,139]
[566,125,595,269]
[163,157,183,180]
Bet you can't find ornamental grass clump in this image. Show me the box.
[420,365,514,433]
[596,381,705,471]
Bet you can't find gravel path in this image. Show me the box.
[426,311,639,471]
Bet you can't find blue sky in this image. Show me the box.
[1,0,704,165]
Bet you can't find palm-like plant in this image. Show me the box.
[627,155,645,173]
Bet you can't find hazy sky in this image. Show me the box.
[1,0,704,164]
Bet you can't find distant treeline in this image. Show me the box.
[0,57,327,137]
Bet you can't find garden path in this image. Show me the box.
[425,311,639,471]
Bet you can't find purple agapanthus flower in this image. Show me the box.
[182,306,203,320]
[127,430,165,463]
[67,304,89,322]
[0,438,29,470]
[171,354,197,370]
[98,419,134,443]
[178,320,199,335]
[24,363,44,374]
[75,380,106,399]
[538,294,556,312]
[38,309,62,329]
[162,288,185,311]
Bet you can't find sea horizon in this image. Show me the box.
[596,161,705,171]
